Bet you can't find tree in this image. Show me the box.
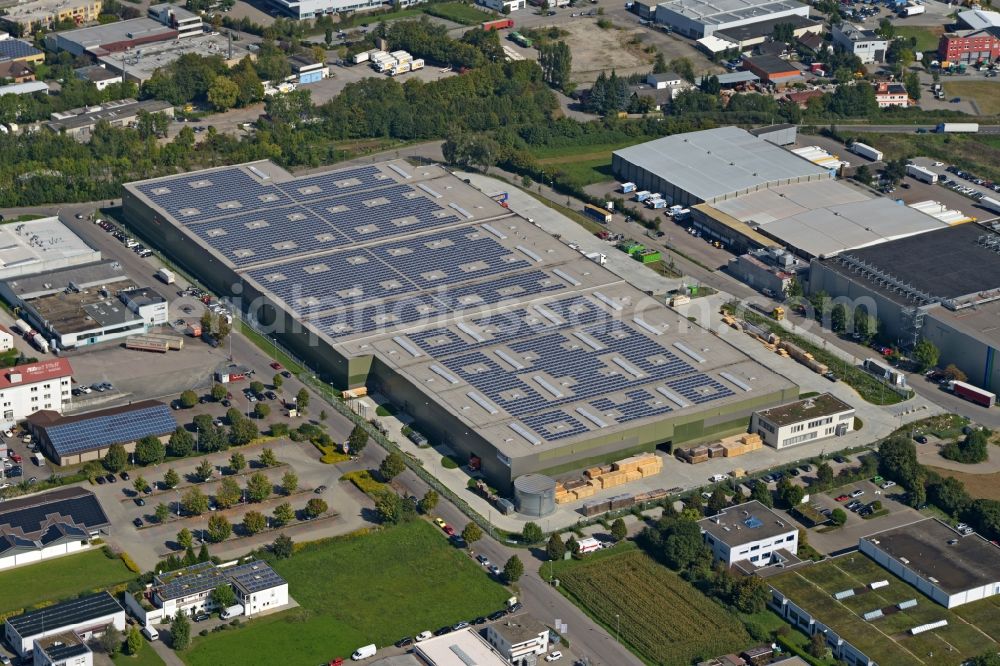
[184,544,197,566]
[912,339,940,372]
[522,521,544,544]
[661,518,707,570]
[199,425,228,453]
[211,583,236,609]
[272,373,283,389]
[211,383,227,401]
[305,497,328,518]
[226,408,244,426]
[830,508,847,526]
[250,381,265,394]
[197,543,210,562]
[855,308,879,343]
[610,518,627,542]
[652,51,667,74]
[243,510,267,535]
[878,17,895,39]
[944,364,968,383]
[776,478,805,508]
[904,71,921,102]
[229,452,246,475]
[772,21,794,43]
[216,477,242,509]
[831,303,847,333]
[155,503,169,523]
[171,610,191,649]
[546,533,566,561]
[135,435,166,466]
[503,555,524,583]
[102,624,124,655]
[462,522,483,545]
[206,75,239,111]
[182,487,209,515]
[164,468,181,489]
[566,534,580,556]
[376,492,405,524]
[669,57,695,82]
[970,652,1000,666]
[254,402,271,420]
[272,533,294,559]
[207,514,232,542]
[784,276,803,299]
[751,482,773,507]
[419,489,439,514]
[281,470,298,495]
[733,575,768,613]
[247,472,272,502]
[537,41,572,91]
[105,442,127,472]
[196,459,215,482]
[179,390,199,408]
[273,502,295,526]
[379,451,405,481]
[347,425,368,454]
[809,632,827,658]
[320,410,327,422]
[853,164,872,185]
[707,488,728,515]
[816,462,834,487]
[177,527,194,549]
[193,414,214,433]
[879,437,921,488]
[230,419,259,446]
[126,625,142,655]
[942,428,991,464]
[295,388,310,411]
[133,475,149,494]
[260,448,278,467]
[168,427,194,457]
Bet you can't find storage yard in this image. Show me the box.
[122,159,797,493]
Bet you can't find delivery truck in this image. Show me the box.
[482,18,514,30]
[950,380,996,408]
[906,164,938,184]
[156,268,175,284]
[937,123,979,133]
[850,142,883,162]
[899,3,925,16]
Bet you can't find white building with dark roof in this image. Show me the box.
[698,500,798,567]
[750,393,855,449]
[485,614,550,663]
[832,23,888,63]
[5,592,124,658]
[33,631,93,666]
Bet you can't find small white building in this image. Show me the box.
[73,65,122,91]
[476,0,526,12]
[750,393,855,449]
[33,631,93,666]
[832,23,888,64]
[119,287,168,327]
[5,592,125,658]
[698,500,799,567]
[485,613,550,665]
[647,71,684,89]
[0,359,73,428]
[0,324,13,352]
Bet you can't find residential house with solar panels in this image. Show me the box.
[125,560,288,626]
[0,359,73,431]
[122,159,797,494]
[0,487,110,570]
[26,399,176,466]
[698,500,799,567]
[4,592,125,658]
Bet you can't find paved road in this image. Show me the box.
[817,124,1000,133]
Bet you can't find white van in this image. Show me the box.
[220,604,244,620]
[351,644,377,660]
[141,626,159,641]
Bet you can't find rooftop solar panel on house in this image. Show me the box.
[7,593,122,637]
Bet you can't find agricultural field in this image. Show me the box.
[0,548,135,615]
[556,546,751,665]
[941,81,1000,116]
[183,521,509,666]
[769,553,999,665]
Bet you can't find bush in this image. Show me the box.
[120,551,142,574]
[341,470,388,498]
[375,404,396,417]
[441,456,459,469]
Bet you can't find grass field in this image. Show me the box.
[424,2,492,25]
[894,25,943,52]
[769,553,999,665]
[554,545,751,665]
[112,640,166,666]
[0,549,135,615]
[851,131,1000,183]
[926,466,1000,502]
[941,81,1000,116]
[183,521,509,665]
[530,141,640,187]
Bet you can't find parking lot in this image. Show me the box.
[805,479,924,554]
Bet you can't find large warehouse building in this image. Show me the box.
[122,160,796,491]
[611,127,831,208]
[810,222,1000,393]
[653,0,811,38]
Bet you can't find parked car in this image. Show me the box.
[488,610,507,621]
[915,435,928,444]
[134,498,145,507]
[434,518,447,529]
[836,494,850,502]
[394,637,413,648]
[476,554,490,566]
[415,631,433,642]
[133,517,143,528]
[433,626,452,637]
[882,481,896,489]
[452,622,470,632]
[194,613,211,622]
[850,489,865,498]
[546,651,563,662]
[315,485,328,494]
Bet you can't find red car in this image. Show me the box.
[9,453,21,463]
[443,525,455,536]
[835,495,850,502]
[328,659,344,666]
[270,361,283,370]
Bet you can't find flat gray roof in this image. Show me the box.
[126,160,794,455]
[656,0,807,25]
[54,18,174,51]
[613,127,829,204]
[414,628,509,666]
[863,519,1000,595]
[97,33,256,81]
[6,261,129,300]
[699,500,796,547]
[754,392,852,427]
[715,14,820,41]
[48,99,172,132]
[0,217,99,280]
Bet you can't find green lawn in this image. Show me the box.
[183,521,510,665]
[425,2,492,25]
[893,25,942,52]
[112,640,166,666]
[0,549,135,615]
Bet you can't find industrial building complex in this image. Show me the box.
[123,159,796,492]
[652,0,811,38]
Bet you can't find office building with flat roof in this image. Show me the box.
[750,393,855,449]
[0,0,102,34]
[415,628,511,666]
[5,592,124,658]
[123,159,797,493]
[699,500,798,566]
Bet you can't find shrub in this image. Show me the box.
[441,456,459,469]
[341,470,388,498]
[375,404,396,417]
[120,551,143,574]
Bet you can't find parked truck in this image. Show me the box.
[31,333,49,353]
[906,164,938,184]
[899,3,925,16]
[410,58,424,71]
[156,268,175,284]
[389,62,411,76]
[634,190,652,202]
[620,182,636,194]
[937,123,979,133]
[482,18,514,30]
[949,380,996,408]
[12,319,29,335]
[850,142,883,162]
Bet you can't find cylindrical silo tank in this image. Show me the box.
[514,474,556,517]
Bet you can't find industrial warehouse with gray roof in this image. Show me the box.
[122,159,796,493]
[653,0,812,38]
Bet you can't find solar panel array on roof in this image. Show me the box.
[0,39,42,61]
[229,561,286,594]
[7,592,122,638]
[0,489,109,537]
[156,560,285,600]
[44,403,176,455]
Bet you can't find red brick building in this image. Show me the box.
[937,27,1000,64]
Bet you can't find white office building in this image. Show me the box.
[698,500,799,567]
[33,632,93,666]
[0,359,73,428]
[831,23,888,63]
[485,614,550,664]
[5,593,125,658]
[750,393,855,450]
